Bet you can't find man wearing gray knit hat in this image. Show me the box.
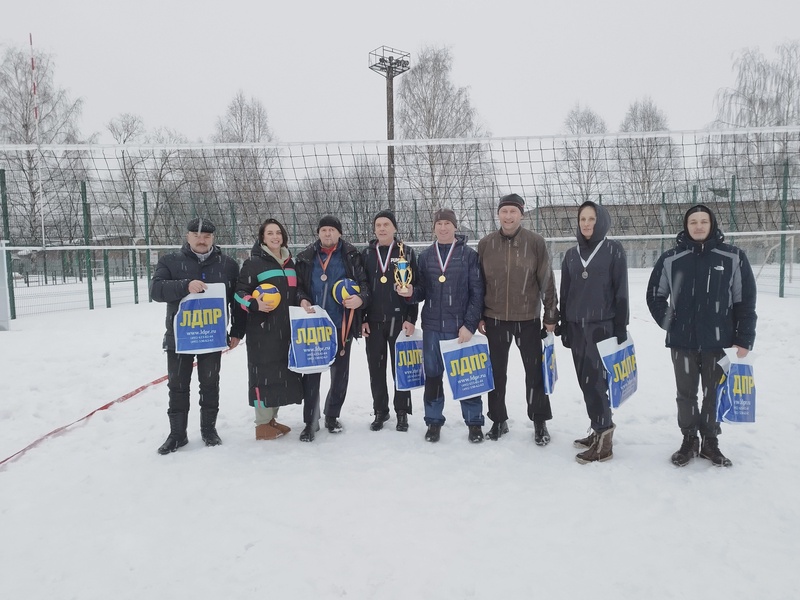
[477,193,560,445]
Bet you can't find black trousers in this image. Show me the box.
[365,320,412,416]
[566,321,614,431]
[302,338,353,423]
[484,318,551,423]
[166,350,222,415]
[671,348,723,438]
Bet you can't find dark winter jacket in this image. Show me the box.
[295,238,370,340]
[478,226,559,324]
[646,205,757,351]
[150,243,245,351]
[361,238,418,325]
[560,202,629,342]
[410,234,484,334]
[234,242,302,408]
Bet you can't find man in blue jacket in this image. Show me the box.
[397,208,486,443]
[647,205,757,468]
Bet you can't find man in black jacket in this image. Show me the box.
[361,210,419,432]
[150,217,245,455]
[295,215,370,441]
[647,205,757,468]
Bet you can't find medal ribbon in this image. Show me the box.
[435,241,456,279]
[578,239,605,271]
[376,242,394,278]
[317,247,334,278]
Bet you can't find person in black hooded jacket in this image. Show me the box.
[560,201,629,464]
[234,218,303,441]
[647,205,757,468]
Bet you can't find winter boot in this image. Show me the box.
[268,418,291,435]
[157,412,189,455]
[396,412,409,432]
[370,412,391,431]
[573,430,597,449]
[325,416,343,433]
[255,423,283,440]
[468,425,484,443]
[200,409,222,446]
[699,436,733,467]
[534,420,551,446]
[299,421,320,442]
[670,434,700,467]
[486,420,509,441]
[425,424,441,443]
[576,424,615,464]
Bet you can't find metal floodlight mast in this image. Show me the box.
[369,46,410,212]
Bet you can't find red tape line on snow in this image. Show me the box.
[0,346,238,468]
[0,373,170,468]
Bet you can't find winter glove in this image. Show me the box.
[614,327,627,345]
[560,325,571,349]
[540,326,548,340]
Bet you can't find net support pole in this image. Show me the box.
[0,169,15,320]
[0,241,11,330]
[143,192,152,302]
[729,175,737,233]
[779,160,789,298]
[82,181,94,310]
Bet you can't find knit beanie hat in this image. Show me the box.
[498,193,525,214]
[317,215,343,235]
[373,210,398,230]
[433,208,458,228]
[187,217,216,234]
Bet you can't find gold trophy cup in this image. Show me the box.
[394,242,413,288]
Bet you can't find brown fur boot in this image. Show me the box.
[255,423,284,440]
[576,424,615,464]
[268,418,291,435]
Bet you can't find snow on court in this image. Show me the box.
[1,269,798,599]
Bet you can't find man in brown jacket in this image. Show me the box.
[477,193,559,444]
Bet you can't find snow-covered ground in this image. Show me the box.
[1,269,798,599]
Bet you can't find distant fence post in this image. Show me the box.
[0,241,11,330]
[143,191,152,302]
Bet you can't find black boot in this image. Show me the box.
[370,412,390,431]
[699,436,733,467]
[468,425,484,443]
[200,409,222,446]
[157,412,189,455]
[396,412,409,432]
[670,434,699,467]
[486,420,508,441]
[299,422,320,442]
[534,420,551,446]
[325,416,343,433]
[425,424,441,443]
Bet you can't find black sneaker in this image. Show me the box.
[486,420,509,441]
[396,413,409,432]
[534,420,551,446]
[468,425,484,443]
[370,412,390,431]
[670,434,699,467]
[299,422,320,442]
[699,436,733,467]
[425,424,441,443]
[325,417,343,433]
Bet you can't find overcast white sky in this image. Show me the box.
[3,0,800,144]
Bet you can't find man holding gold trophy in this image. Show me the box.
[361,210,419,432]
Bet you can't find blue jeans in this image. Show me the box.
[422,329,484,427]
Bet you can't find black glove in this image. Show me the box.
[540,326,548,339]
[560,325,571,349]
[553,323,562,337]
[614,328,627,345]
